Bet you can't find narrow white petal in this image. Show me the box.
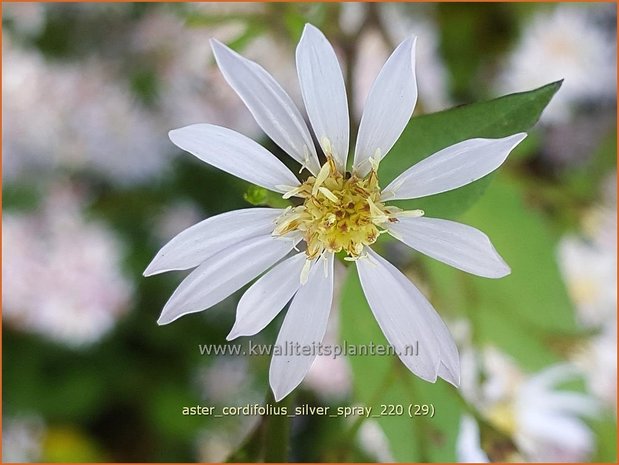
[144,208,282,276]
[157,235,296,325]
[296,24,349,172]
[526,363,581,390]
[457,415,490,463]
[169,124,299,193]
[353,37,417,177]
[211,39,321,174]
[228,252,307,340]
[388,216,510,279]
[523,412,593,455]
[382,133,527,200]
[357,248,459,384]
[269,253,334,401]
[532,392,599,417]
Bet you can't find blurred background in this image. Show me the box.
[2,2,616,462]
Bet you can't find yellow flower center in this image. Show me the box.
[274,157,406,261]
[487,401,518,436]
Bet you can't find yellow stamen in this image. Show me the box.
[318,187,339,203]
[300,259,313,284]
[273,156,418,261]
[312,162,331,196]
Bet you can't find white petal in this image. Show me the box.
[353,37,417,177]
[296,24,349,172]
[356,248,459,384]
[382,133,527,200]
[456,415,490,463]
[157,235,296,325]
[169,124,299,193]
[211,39,321,174]
[522,412,593,456]
[144,208,282,276]
[269,253,334,401]
[227,252,307,340]
[388,216,510,279]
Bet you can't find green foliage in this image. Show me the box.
[380,81,562,218]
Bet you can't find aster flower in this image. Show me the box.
[496,4,616,124]
[145,24,526,401]
[457,347,599,462]
[3,185,133,347]
[3,36,170,185]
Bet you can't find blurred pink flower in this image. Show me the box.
[3,185,133,347]
[2,37,170,185]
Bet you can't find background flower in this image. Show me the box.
[495,4,616,124]
[3,184,133,347]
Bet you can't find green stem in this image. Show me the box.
[263,392,293,462]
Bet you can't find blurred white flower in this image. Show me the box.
[458,346,599,462]
[558,235,616,328]
[496,5,616,123]
[357,420,395,462]
[3,185,133,347]
[131,8,300,140]
[2,415,45,463]
[146,23,525,402]
[2,37,170,185]
[560,173,617,408]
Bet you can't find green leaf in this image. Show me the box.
[379,81,562,218]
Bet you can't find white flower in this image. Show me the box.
[145,24,526,401]
[3,185,133,347]
[558,235,616,328]
[357,420,395,462]
[458,347,599,462]
[2,37,170,185]
[2,415,45,463]
[561,173,617,408]
[496,4,616,124]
